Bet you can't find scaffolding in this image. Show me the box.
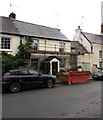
[27,42,78,74]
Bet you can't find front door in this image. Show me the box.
[52,62,58,75]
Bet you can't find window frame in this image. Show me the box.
[31,58,39,69]
[59,42,65,52]
[99,61,103,68]
[0,37,11,50]
[60,58,66,68]
[32,40,39,50]
[99,50,102,59]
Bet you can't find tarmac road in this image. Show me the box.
[2,80,102,119]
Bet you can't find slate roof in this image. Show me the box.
[71,41,89,54]
[82,32,103,44]
[0,16,69,41]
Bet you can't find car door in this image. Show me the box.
[17,69,32,87]
[28,69,44,85]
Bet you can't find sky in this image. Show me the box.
[0,0,103,40]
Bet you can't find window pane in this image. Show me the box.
[31,58,39,69]
[32,40,38,50]
[1,37,11,49]
[99,51,102,58]
[59,42,65,52]
[99,61,102,68]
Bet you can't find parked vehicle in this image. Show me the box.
[92,70,103,80]
[1,69,55,93]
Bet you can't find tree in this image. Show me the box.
[16,37,33,66]
[2,52,18,73]
[25,36,33,50]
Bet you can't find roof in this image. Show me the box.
[44,56,61,61]
[82,32,103,44]
[0,16,69,41]
[71,41,89,54]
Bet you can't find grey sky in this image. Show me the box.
[0,0,102,39]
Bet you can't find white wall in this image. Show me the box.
[77,43,103,73]
[0,34,21,55]
[39,38,71,52]
[74,28,91,53]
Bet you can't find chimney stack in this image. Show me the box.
[78,26,80,30]
[9,12,16,19]
[101,23,103,33]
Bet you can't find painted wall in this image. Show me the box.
[74,28,91,53]
[0,34,71,55]
[77,43,103,72]
[39,38,71,52]
[0,34,21,55]
[0,34,71,74]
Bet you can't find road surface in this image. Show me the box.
[2,80,102,118]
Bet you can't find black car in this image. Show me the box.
[1,69,55,93]
[92,70,103,80]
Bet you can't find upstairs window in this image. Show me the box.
[59,42,65,52]
[99,50,102,59]
[0,37,11,49]
[32,40,39,50]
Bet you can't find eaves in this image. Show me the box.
[0,32,70,42]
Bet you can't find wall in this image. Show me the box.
[74,29,91,53]
[77,43,103,72]
[39,38,71,52]
[0,34,21,55]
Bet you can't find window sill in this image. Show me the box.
[0,49,13,52]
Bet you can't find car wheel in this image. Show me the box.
[9,82,21,93]
[46,79,54,88]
